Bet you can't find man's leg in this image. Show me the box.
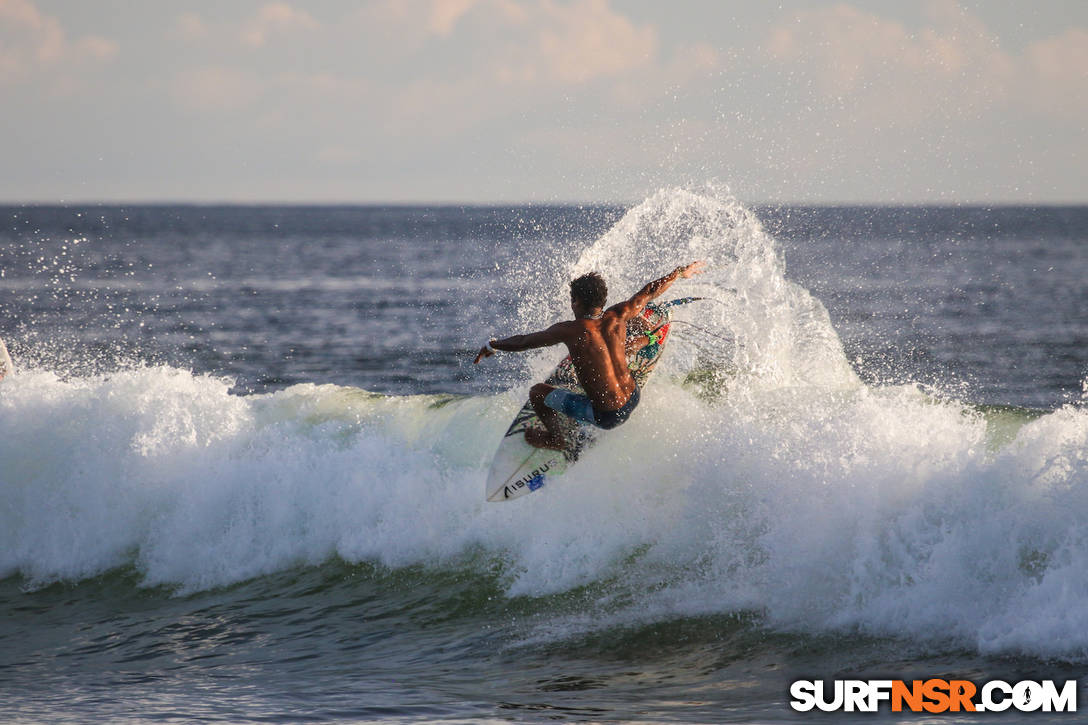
[526,383,566,450]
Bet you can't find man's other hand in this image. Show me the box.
[680,260,706,278]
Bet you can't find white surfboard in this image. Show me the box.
[485,300,695,502]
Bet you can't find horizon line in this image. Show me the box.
[2,198,1087,208]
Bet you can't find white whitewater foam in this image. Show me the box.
[2,187,1086,662]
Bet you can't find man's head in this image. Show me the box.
[569,272,607,316]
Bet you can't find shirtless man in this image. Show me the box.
[474,260,706,449]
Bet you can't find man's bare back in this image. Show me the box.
[534,314,634,411]
[475,260,706,449]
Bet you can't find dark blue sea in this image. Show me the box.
[1,187,1087,722]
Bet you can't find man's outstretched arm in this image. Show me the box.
[610,260,706,320]
[473,323,567,363]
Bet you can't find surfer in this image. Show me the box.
[474,261,706,449]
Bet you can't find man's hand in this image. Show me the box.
[616,260,710,321]
[474,344,494,364]
[679,260,706,279]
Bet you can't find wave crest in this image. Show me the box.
[2,187,1087,662]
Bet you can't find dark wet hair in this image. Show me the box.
[570,272,607,310]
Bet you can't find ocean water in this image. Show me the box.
[1,187,1086,722]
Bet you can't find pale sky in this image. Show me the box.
[2,0,1086,204]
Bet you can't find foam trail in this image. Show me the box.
[2,187,1087,663]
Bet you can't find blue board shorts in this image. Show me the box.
[543,386,640,430]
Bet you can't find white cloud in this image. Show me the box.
[763,1,1086,124]
[522,0,658,84]
[766,3,1005,100]
[74,35,120,62]
[355,0,508,48]
[354,0,658,86]
[609,40,720,108]
[0,0,117,85]
[365,0,719,134]
[172,66,264,111]
[241,2,319,48]
[174,12,209,41]
[426,0,480,37]
[1023,28,1088,119]
[162,0,717,148]
[170,66,370,119]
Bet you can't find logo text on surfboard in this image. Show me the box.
[504,459,557,498]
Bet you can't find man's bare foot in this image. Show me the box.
[525,427,565,450]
